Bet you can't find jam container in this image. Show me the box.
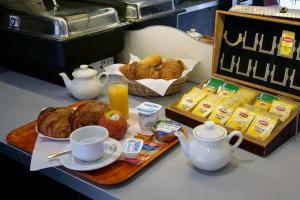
[152,120,182,143]
[122,138,144,159]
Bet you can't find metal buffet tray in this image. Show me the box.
[79,0,175,21]
[0,0,121,40]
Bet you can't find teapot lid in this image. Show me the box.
[187,29,202,39]
[72,65,97,78]
[193,121,225,140]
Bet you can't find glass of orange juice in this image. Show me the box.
[108,81,129,118]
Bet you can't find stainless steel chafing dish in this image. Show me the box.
[0,0,125,84]
[0,0,122,40]
[79,0,175,21]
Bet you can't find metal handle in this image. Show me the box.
[48,150,71,160]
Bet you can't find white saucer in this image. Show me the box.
[59,138,122,171]
[35,125,70,141]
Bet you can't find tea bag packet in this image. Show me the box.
[217,83,240,98]
[176,87,207,111]
[202,78,224,94]
[192,94,224,117]
[246,111,281,141]
[234,88,258,104]
[278,30,295,58]
[254,93,278,111]
[226,104,263,133]
[269,99,298,122]
[209,97,241,125]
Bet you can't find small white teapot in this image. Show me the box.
[59,65,109,100]
[175,121,243,171]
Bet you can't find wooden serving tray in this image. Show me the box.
[6,101,180,185]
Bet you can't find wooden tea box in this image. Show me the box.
[166,10,300,157]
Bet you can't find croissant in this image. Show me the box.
[71,100,110,130]
[119,64,130,78]
[119,55,185,80]
[119,62,138,80]
[136,63,160,79]
[160,59,185,80]
[37,107,74,138]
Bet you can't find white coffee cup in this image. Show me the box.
[70,126,115,162]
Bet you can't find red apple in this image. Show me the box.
[98,110,128,140]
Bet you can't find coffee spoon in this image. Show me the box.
[48,150,71,160]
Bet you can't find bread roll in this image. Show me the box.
[139,55,162,68]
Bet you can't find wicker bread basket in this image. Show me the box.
[122,75,189,97]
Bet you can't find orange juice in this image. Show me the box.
[108,82,129,118]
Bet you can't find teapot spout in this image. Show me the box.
[59,72,72,91]
[175,131,190,157]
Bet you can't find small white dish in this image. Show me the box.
[122,138,143,159]
[59,138,122,171]
[35,125,70,141]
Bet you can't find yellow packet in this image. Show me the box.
[234,88,258,104]
[209,97,241,125]
[246,112,280,141]
[254,93,278,111]
[176,87,207,111]
[226,104,257,133]
[203,85,218,94]
[192,94,223,117]
[218,83,240,98]
[202,78,224,94]
[279,30,295,57]
[269,99,298,122]
[254,99,272,110]
[218,88,235,98]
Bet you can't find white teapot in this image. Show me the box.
[59,65,109,100]
[175,121,243,171]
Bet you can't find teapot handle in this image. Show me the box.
[97,72,109,87]
[226,131,243,151]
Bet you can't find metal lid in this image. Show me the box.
[0,0,121,40]
[193,121,226,141]
[72,65,97,78]
[81,0,175,21]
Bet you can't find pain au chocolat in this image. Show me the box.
[71,100,110,130]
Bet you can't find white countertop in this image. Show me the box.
[1,68,300,200]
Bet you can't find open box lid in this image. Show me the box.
[212,10,300,101]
